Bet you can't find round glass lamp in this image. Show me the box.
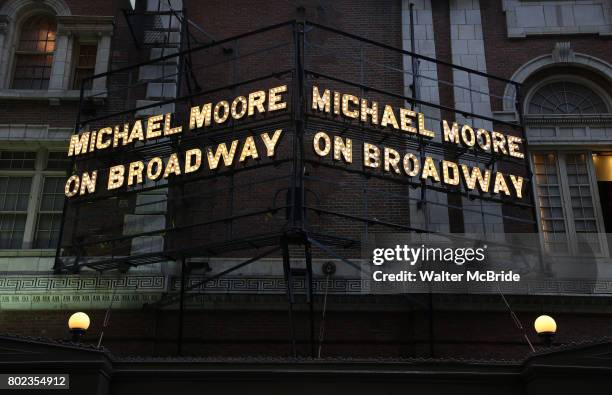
[68,312,90,342]
[534,315,556,347]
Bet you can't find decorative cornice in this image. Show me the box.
[524,114,612,126]
[56,15,114,36]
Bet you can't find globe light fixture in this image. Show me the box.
[534,315,556,347]
[68,312,90,342]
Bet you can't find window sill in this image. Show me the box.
[0,89,107,104]
[0,249,56,257]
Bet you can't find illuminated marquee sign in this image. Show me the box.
[64,84,526,199]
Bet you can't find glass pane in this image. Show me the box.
[565,153,600,253]
[34,213,61,249]
[528,81,608,115]
[0,176,32,211]
[39,176,65,211]
[12,54,53,89]
[533,153,567,253]
[0,213,26,249]
[0,151,36,170]
[17,15,56,52]
[45,151,70,170]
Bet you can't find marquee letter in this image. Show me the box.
[442,160,460,185]
[313,132,331,157]
[384,147,400,174]
[364,143,380,168]
[381,105,399,129]
[185,149,202,173]
[492,131,508,155]
[418,113,435,138]
[461,165,491,193]
[190,103,212,129]
[442,120,460,144]
[360,99,378,124]
[128,120,145,144]
[312,86,331,113]
[65,175,80,197]
[146,114,163,139]
[510,174,524,198]
[421,156,440,182]
[108,165,125,190]
[163,153,181,178]
[96,127,113,150]
[507,135,524,158]
[260,129,283,157]
[334,136,352,163]
[207,140,238,170]
[127,161,144,186]
[248,91,266,115]
[493,172,511,196]
[342,94,359,119]
[80,171,97,195]
[113,124,130,147]
[399,108,417,134]
[403,153,420,177]
[68,132,89,156]
[268,85,287,112]
[164,113,182,136]
[239,136,259,162]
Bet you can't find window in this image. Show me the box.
[0,149,67,249]
[11,14,57,90]
[533,152,603,255]
[533,153,568,253]
[0,177,31,248]
[34,176,65,248]
[528,81,608,115]
[528,77,609,256]
[72,43,97,90]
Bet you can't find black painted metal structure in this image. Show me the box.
[54,18,536,357]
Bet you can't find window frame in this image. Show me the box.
[8,11,57,91]
[70,40,98,91]
[531,149,609,257]
[0,147,66,251]
[524,75,612,117]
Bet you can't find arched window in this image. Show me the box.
[528,80,608,115]
[527,78,610,256]
[11,14,56,90]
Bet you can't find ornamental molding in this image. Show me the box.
[0,275,166,292]
[0,0,71,17]
[524,114,612,126]
[552,42,574,64]
[502,0,612,38]
[501,52,612,118]
[2,275,612,297]
[2,275,612,310]
[56,15,115,36]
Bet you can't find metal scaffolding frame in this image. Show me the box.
[54,18,536,357]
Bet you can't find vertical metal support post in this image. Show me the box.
[178,256,186,356]
[428,292,435,358]
[409,3,418,104]
[54,80,86,273]
[304,241,315,358]
[282,237,297,357]
[291,19,306,230]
